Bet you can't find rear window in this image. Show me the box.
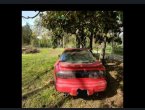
[60,49,96,63]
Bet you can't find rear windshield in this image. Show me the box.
[60,49,96,63]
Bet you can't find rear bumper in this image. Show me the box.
[55,78,107,96]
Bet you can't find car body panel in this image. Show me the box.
[53,48,107,96]
[56,77,107,96]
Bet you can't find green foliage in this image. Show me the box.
[37,39,52,48]
[41,11,99,48]
[24,11,123,62]
[40,11,122,49]
[63,34,76,48]
[22,23,32,45]
[113,45,123,55]
[94,11,121,44]
[106,44,112,53]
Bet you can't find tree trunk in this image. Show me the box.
[80,35,83,48]
[80,36,86,48]
[63,35,65,48]
[22,39,24,46]
[89,32,93,51]
[76,27,86,48]
[61,39,62,48]
[76,35,80,48]
[112,40,114,54]
[100,36,107,65]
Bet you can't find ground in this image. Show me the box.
[22,48,123,108]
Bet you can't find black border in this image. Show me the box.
[0,4,145,108]
[0,6,21,107]
[1,0,145,4]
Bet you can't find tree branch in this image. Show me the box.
[22,11,42,19]
[22,11,69,19]
[65,11,70,16]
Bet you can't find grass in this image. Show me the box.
[22,47,123,108]
[22,48,64,108]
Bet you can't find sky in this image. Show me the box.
[22,11,39,26]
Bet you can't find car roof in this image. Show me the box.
[63,48,90,53]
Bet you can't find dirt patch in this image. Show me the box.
[102,88,123,108]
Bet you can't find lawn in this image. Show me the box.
[22,48,123,108]
[22,48,65,108]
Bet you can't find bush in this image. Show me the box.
[113,46,123,55]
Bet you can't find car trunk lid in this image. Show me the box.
[59,61,105,70]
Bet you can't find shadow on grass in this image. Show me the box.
[22,84,50,100]
[24,69,50,87]
[47,60,123,108]
[72,61,123,100]
[47,95,71,108]
[23,59,123,108]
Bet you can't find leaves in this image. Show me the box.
[22,23,32,45]
[38,11,123,49]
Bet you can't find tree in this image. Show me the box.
[32,17,53,48]
[22,23,32,45]
[25,11,122,64]
[40,11,99,49]
[94,11,122,64]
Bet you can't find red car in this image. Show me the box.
[54,48,107,96]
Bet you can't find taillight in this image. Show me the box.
[56,70,106,79]
[99,70,106,78]
[56,71,75,79]
[89,71,106,78]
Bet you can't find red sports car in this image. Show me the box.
[54,48,107,96]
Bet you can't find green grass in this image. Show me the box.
[22,48,65,108]
[113,46,123,55]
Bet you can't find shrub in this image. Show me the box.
[113,45,123,55]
